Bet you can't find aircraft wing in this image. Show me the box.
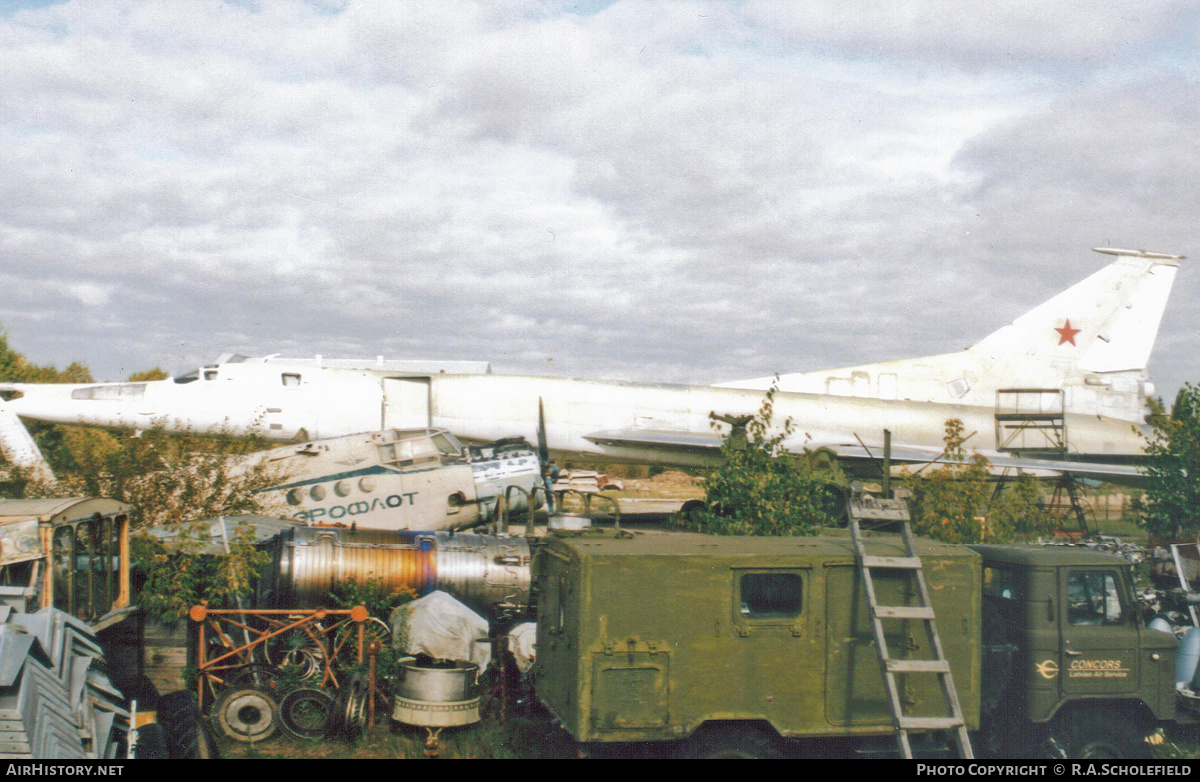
[581,428,1145,486]
[583,428,725,452]
[803,441,1146,487]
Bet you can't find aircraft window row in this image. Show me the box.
[825,373,899,401]
[70,383,147,400]
[285,477,378,505]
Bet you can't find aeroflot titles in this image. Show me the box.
[292,492,418,523]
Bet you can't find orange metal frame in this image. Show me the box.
[189,602,370,710]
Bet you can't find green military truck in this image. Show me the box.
[530,528,1191,758]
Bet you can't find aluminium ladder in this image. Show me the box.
[848,516,974,759]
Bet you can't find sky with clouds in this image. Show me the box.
[0,0,1197,401]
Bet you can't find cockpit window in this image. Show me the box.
[282,373,301,387]
[203,370,218,381]
[430,432,461,456]
[173,370,199,384]
[70,383,147,400]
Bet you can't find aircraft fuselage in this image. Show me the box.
[3,364,1147,469]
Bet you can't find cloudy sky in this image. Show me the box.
[1,0,1197,400]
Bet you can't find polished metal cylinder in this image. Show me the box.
[395,661,479,702]
[272,527,531,619]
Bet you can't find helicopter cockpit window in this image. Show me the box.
[430,433,461,456]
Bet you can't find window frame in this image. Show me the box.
[1065,569,1126,627]
[731,567,808,637]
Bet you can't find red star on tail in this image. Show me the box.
[1055,319,1080,346]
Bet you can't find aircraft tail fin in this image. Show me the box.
[970,248,1182,373]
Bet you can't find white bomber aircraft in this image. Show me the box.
[0,248,1183,486]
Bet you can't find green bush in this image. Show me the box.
[132,517,271,622]
[904,419,1054,544]
[682,383,844,536]
[1141,384,1200,537]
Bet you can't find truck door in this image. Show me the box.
[731,567,818,734]
[1059,568,1139,696]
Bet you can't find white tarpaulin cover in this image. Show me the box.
[390,590,491,670]
[507,622,537,672]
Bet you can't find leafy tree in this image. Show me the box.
[128,368,169,382]
[903,419,1054,544]
[0,328,287,618]
[132,517,272,622]
[682,383,844,536]
[95,427,284,528]
[0,328,102,476]
[1140,384,1200,537]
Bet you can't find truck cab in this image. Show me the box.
[0,497,132,629]
[971,545,1181,757]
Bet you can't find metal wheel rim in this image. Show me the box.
[278,688,336,741]
[215,688,278,743]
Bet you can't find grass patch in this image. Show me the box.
[217,708,578,760]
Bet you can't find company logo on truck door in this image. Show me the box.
[1036,659,1059,680]
[1067,659,1129,678]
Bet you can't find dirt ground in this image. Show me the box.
[608,470,704,498]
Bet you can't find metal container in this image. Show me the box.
[395,660,479,702]
[1180,627,1200,689]
[266,527,532,619]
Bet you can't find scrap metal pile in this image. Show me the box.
[0,607,129,759]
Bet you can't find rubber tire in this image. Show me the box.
[1046,710,1150,759]
[329,677,368,742]
[155,690,220,759]
[278,688,336,742]
[132,723,169,759]
[680,724,783,759]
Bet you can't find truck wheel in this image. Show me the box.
[156,690,221,759]
[1048,710,1150,759]
[681,724,783,759]
[132,723,169,759]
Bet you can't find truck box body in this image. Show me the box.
[532,530,981,743]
